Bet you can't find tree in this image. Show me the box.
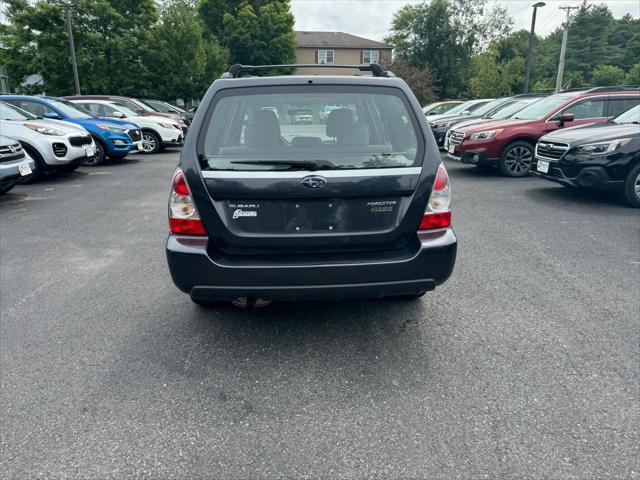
[198,0,295,68]
[384,58,436,106]
[467,48,524,97]
[592,65,626,86]
[0,0,159,96]
[386,0,512,98]
[146,0,228,103]
[626,63,640,85]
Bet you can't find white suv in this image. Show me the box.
[0,101,95,181]
[70,99,183,154]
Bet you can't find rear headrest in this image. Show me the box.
[245,110,281,146]
[326,108,355,137]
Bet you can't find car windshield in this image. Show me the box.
[473,98,510,117]
[145,100,185,113]
[0,101,37,120]
[512,95,572,120]
[112,104,141,117]
[489,100,531,119]
[200,86,421,171]
[612,105,640,124]
[47,99,92,119]
[441,100,477,116]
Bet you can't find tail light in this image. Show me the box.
[169,169,206,236]
[419,163,452,230]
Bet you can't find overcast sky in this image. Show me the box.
[291,0,640,42]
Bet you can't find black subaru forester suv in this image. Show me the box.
[166,64,457,306]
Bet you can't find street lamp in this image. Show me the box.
[524,1,545,93]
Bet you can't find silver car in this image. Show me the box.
[0,135,36,194]
[0,101,95,181]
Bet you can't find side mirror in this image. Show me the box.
[557,113,574,126]
[45,111,62,119]
[110,111,125,118]
[461,110,471,115]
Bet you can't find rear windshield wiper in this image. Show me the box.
[230,160,334,171]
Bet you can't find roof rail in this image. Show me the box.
[584,85,640,93]
[558,87,589,93]
[221,63,393,79]
[512,93,548,98]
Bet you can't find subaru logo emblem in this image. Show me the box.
[8,145,18,153]
[301,176,327,189]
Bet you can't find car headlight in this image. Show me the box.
[469,129,503,141]
[24,123,65,136]
[436,121,453,129]
[574,139,631,155]
[158,122,175,129]
[97,124,126,133]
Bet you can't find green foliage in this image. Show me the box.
[626,64,640,85]
[199,0,295,69]
[146,0,227,103]
[592,65,626,86]
[386,0,512,98]
[468,46,524,97]
[0,0,159,96]
[383,58,436,106]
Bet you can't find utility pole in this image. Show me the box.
[524,2,545,93]
[64,4,81,95]
[554,5,580,93]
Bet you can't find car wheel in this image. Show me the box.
[499,141,534,177]
[141,131,161,154]
[0,183,16,195]
[622,163,640,208]
[16,145,44,183]
[84,139,106,166]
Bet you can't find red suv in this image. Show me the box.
[446,87,640,177]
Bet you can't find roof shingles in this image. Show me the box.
[295,31,392,49]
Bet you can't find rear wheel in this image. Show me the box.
[622,163,640,208]
[499,141,534,177]
[141,131,161,154]
[84,139,106,166]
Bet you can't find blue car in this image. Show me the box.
[1,95,142,166]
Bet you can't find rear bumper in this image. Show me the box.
[166,228,457,301]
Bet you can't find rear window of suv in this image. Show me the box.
[198,85,421,171]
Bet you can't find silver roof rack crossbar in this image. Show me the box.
[221,63,393,79]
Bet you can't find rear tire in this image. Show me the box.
[141,131,161,154]
[622,163,640,208]
[499,141,534,177]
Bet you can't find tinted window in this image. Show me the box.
[199,86,421,171]
[560,98,606,119]
[608,97,640,117]
[0,101,37,120]
[46,99,92,119]
[612,104,640,124]
[112,99,144,114]
[512,95,573,120]
[6,100,56,117]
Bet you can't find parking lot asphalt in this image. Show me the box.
[1,150,639,479]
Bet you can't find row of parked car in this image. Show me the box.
[0,95,194,194]
[423,86,640,207]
